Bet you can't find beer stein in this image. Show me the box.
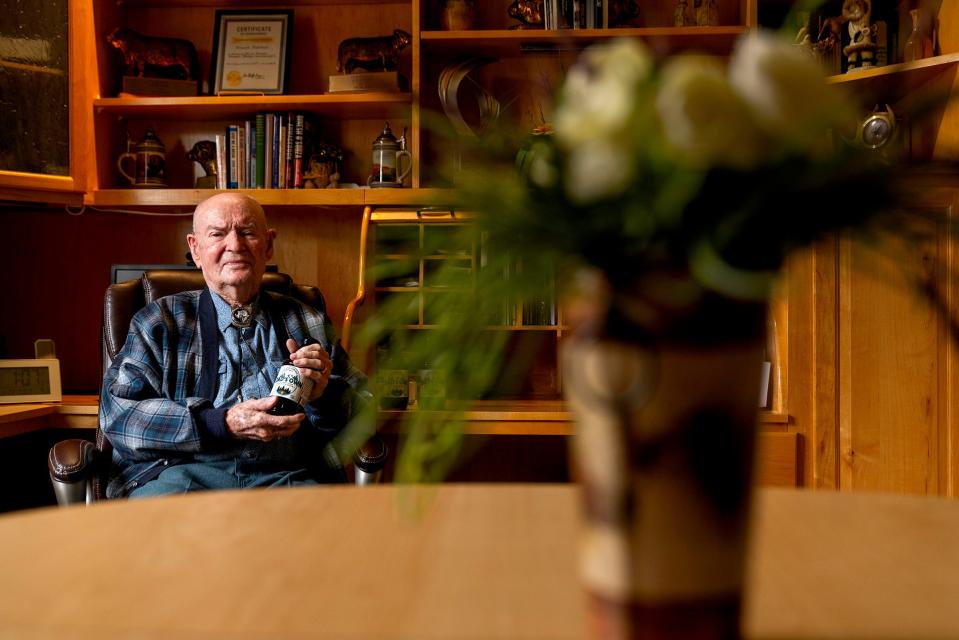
[368,122,411,188]
[117,126,167,188]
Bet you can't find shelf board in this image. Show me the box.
[827,53,959,103]
[89,188,367,207]
[365,188,455,206]
[93,93,412,121]
[123,0,406,6]
[379,401,788,436]
[87,187,459,208]
[420,26,748,57]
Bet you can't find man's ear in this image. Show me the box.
[186,233,200,264]
[265,229,276,260]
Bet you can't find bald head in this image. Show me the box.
[192,192,267,234]
[187,193,275,306]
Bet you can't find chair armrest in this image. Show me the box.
[48,439,96,506]
[352,434,388,485]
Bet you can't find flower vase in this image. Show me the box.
[903,9,933,63]
[563,298,766,640]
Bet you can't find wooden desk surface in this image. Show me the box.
[0,395,98,436]
[0,485,955,639]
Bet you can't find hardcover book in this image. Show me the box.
[254,113,266,189]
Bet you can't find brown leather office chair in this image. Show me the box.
[48,269,387,505]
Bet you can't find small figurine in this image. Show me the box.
[508,0,544,29]
[608,0,640,28]
[696,0,719,27]
[842,0,876,71]
[106,27,197,80]
[336,29,412,74]
[674,0,691,26]
[302,141,344,189]
[186,140,217,188]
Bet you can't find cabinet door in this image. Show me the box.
[791,188,959,495]
[0,0,88,205]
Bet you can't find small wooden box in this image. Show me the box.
[328,71,407,94]
[121,76,198,97]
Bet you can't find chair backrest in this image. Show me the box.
[93,269,328,498]
[102,270,326,370]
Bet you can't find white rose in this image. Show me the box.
[555,38,652,150]
[564,138,633,204]
[656,54,767,169]
[729,29,853,152]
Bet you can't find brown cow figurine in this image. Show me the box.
[186,140,218,178]
[336,29,412,74]
[508,0,544,28]
[107,27,197,80]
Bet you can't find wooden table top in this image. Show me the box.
[0,485,956,639]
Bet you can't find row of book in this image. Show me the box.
[543,0,612,30]
[212,112,312,190]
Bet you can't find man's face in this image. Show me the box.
[187,194,275,299]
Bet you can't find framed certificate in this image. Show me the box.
[210,10,293,95]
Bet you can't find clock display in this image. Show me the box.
[0,367,51,396]
[862,117,892,148]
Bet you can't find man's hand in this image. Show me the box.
[225,396,303,441]
[286,338,332,403]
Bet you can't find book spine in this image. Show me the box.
[278,115,287,189]
[254,113,266,189]
[293,113,305,188]
[244,120,252,189]
[272,113,281,189]
[237,123,247,189]
[572,0,584,28]
[214,133,227,190]
[285,111,296,188]
[227,125,239,189]
[264,113,274,189]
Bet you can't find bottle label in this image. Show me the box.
[270,364,310,407]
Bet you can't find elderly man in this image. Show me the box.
[100,192,368,498]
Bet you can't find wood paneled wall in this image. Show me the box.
[0,205,362,392]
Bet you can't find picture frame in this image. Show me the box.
[210,10,293,96]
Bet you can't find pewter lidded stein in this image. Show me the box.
[117,126,167,188]
[368,121,411,188]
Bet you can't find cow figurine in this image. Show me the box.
[336,29,412,74]
[187,140,217,177]
[508,0,544,28]
[107,27,197,80]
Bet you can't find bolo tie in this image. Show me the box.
[230,303,256,400]
[231,304,255,328]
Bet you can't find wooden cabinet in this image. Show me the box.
[82,0,416,206]
[0,1,90,206]
[777,4,959,494]
[24,0,765,209]
[785,181,959,495]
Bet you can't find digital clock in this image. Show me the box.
[0,359,62,403]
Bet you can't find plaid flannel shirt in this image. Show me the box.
[100,289,369,497]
